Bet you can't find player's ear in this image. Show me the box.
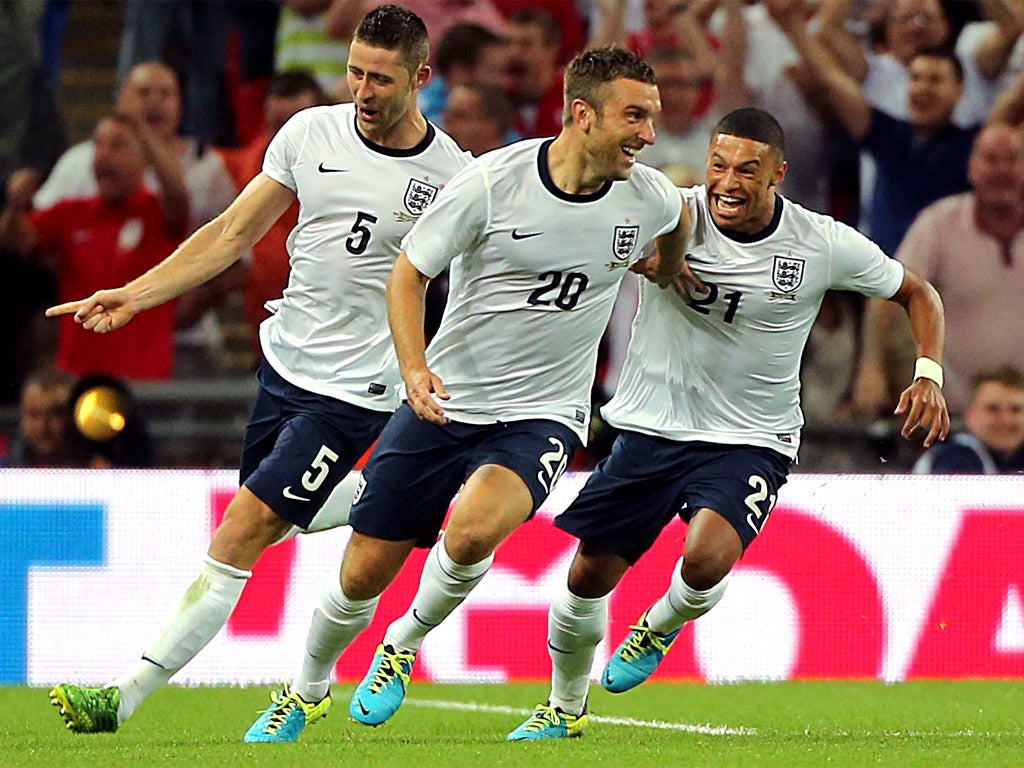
[414,64,431,90]
[571,98,593,131]
[771,159,787,188]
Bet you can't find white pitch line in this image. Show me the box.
[404,697,756,736]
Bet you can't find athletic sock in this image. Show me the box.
[547,585,607,716]
[645,557,729,635]
[291,577,379,703]
[383,537,493,653]
[110,555,251,723]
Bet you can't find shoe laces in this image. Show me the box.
[619,622,672,662]
[367,647,416,693]
[256,688,301,733]
[522,704,563,732]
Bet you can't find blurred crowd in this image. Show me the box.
[1,0,1022,473]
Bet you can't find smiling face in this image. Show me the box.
[965,380,1024,455]
[906,54,962,130]
[581,77,661,182]
[91,117,147,205]
[346,40,427,142]
[705,133,786,233]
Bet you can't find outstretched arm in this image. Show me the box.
[46,172,295,333]
[387,253,449,424]
[771,0,872,140]
[886,268,949,447]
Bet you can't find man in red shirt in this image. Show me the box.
[0,114,188,380]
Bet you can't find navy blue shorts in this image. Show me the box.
[555,432,791,563]
[240,363,391,529]
[349,403,580,548]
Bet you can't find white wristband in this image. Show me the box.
[913,357,943,387]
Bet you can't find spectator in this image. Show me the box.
[441,82,514,156]
[34,61,235,237]
[590,0,719,120]
[0,366,96,468]
[0,114,188,382]
[956,0,1024,125]
[777,6,1001,256]
[635,45,719,183]
[34,61,242,377]
[418,21,508,123]
[118,0,234,146]
[914,365,1024,474]
[275,0,365,100]
[215,70,327,358]
[505,7,563,137]
[853,123,1024,417]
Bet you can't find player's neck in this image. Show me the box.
[546,133,606,196]
[357,109,429,151]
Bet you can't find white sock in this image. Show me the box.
[110,555,251,723]
[291,577,378,703]
[547,585,607,716]
[645,557,729,635]
[383,537,493,653]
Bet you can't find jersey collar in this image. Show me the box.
[352,114,436,157]
[711,194,784,243]
[537,139,613,203]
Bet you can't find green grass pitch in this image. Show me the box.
[3,681,1022,767]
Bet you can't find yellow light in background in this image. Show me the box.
[74,386,127,442]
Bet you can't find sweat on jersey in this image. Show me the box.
[259,103,469,411]
[603,185,905,460]
[402,138,682,444]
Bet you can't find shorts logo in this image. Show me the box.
[282,486,311,502]
[403,178,439,216]
[351,474,367,506]
[772,255,805,293]
[612,225,640,261]
[537,437,569,494]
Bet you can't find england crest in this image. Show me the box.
[403,178,439,216]
[612,225,640,260]
[772,255,805,293]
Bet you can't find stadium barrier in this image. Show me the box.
[2,470,1022,685]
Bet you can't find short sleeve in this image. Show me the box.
[261,112,305,192]
[402,160,490,278]
[828,219,904,298]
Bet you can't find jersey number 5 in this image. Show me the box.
[346,211,379,255]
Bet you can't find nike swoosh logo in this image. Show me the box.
[141,654,169,670]
[318,163,349,173]
[511,229,542,240]
[282,486,311,502]
[357,700,371,716]
[547,640,571,655]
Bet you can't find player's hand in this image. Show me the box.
[894,379,949,448]
[45,288,140,333]
[632,251,706,296]
[404,367,450,424]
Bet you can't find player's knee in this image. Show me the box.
[442,525,498,565]
[681,547,735,591]
[567,557,620,598]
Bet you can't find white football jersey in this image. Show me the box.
[402,140,682,443]
[260,103,469,410]
[603,185,904,459]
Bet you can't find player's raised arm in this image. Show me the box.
[386,252,449,424]
[45,172,295,333]
[886,266,950,447]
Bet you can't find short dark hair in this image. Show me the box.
[972,365,1024,394]
[563,47,657,125]
[909,46,964,83]
[266,69,327,105]
[712,108,786,159]
[354,4,429,72]
[508,7,561,47]
[435,22,501,78]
